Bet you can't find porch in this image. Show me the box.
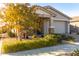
[35,14,51,35]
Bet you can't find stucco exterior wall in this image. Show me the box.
[47,8,69,21]
[50,17,54,28]
[35,8,70,34]
[36,9,50,16]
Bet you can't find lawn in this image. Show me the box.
[1,34,75,53]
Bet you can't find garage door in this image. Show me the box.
[53,21,66,34]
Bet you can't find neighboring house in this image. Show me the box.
[70,16,79,33]
[35,6,71,35]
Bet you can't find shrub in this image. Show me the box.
[32,35,37,39]
[44,34,63,43]
[2,34,74,53]
[60,34,75,41]
[56,34,75,41]
[2,36,59,53]
[7,31,16,37]
[44,34,75,42]
[60,34,67,40]
[71,49,79,56]
[66,36,75,41]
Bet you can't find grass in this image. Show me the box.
[1,34,75,53]
[1,37,59,53]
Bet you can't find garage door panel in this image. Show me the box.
[53,21,66,34]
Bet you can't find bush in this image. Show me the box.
[71,49,79,56]
[2,34,74,53]
[2,35,60,53]
[66,36,75,41]
[44,34,75,43]
[32,35,37,39]
[7,31,16,37]
[55,34,75,41]
[44,34,64,43]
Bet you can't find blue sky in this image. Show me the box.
[31,3,79,17]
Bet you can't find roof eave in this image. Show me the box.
[44,6,71,20]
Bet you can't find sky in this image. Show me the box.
[31,3,79,17]
[0,3,79,17]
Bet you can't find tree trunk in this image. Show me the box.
[16,29,22,41]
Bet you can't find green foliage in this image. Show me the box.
[0,3,39,39]
[0,26,9,34]
[66,36,75,41]
[44,34,63,43]
[32,35,37,39]
[71,49,79,56]
[7,31,16,37]
[52,34,75,41]
[1,34,75,53]
[44,34,75,42]
[2,35,60,53]
[60,34,75,41]
[0,29,6,34]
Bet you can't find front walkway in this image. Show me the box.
[1,42,79,56]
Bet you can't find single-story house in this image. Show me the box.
[34,6,71,35]
[70,16,79,33]
[0,5,71,37]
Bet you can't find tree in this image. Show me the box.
[0,3,39,40]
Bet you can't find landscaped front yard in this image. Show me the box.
[1,34,75,54]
